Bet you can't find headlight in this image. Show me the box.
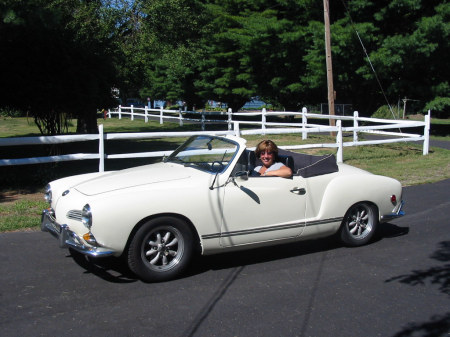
[44,184,52,204]
[81,204,93,229]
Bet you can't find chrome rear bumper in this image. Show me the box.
[380,201,405,222]
[41,208,115,257]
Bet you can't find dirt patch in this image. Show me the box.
[0,191,43,205]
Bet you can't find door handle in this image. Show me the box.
[290,187,306,195]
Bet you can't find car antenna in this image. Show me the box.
[209,150,228,190]
[209,171,219,190]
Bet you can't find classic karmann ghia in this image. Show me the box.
[42,134,404,282]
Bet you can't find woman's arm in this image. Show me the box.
[263,164,292,178]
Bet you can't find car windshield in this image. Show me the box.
[165,135,239,174]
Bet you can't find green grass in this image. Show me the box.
[0,198,48,232]
[343,143,450,186]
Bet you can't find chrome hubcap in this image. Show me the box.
[142,226,184,271]
[347,205,373,239]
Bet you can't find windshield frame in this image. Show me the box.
[165,135,240,174]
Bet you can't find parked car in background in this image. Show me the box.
[124,98,145,108]
[153,100,166,108]
[41,134,405,282]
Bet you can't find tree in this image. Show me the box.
[195,3,258,112]
[137,0,209,110]
[351,0,449,116]
[0,0,118,134]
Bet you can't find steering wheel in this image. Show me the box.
[211,161,225,172]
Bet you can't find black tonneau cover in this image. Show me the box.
[277,149,339,178]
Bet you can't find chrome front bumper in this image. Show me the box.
[380,201,405,222]
[41,208,115,257]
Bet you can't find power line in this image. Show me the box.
[340,0,397,120]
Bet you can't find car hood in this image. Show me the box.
[74,162,193,196]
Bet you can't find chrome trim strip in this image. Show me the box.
[202,217,343,240]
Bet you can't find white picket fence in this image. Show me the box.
[0,108,430,172]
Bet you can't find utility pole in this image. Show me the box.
[323,0,336,132]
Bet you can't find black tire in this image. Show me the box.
[127,216,194,282]
[339,202,378,247]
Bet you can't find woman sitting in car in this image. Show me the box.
[254,140,292,178]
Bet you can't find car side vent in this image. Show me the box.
[66,210,82,222]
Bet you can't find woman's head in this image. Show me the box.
[255,140,278,167]
[255,140,278,157]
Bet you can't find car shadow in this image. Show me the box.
[374,221,410,241]
[188,222,410,276]
[68,249,138,283]
[67,222,409,283]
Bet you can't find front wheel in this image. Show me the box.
[339,203,378,247]
[127,217,194,282]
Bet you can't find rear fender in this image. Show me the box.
[318,174,401,221]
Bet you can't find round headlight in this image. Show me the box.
[44,184,52,204]
[81,204,93,229]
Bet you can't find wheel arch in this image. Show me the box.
[121,212,203,258]
[338,200,380,246]
[340,200,379,226]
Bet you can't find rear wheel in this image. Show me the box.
[128,217,194,282]
[339,203,378,247]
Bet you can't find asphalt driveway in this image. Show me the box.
[1,179,449,337]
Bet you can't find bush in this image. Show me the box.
[424,97,450,119]
[0,107,24,117]
[371,105,402,119]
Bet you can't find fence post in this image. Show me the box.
[262,108,266,134]
[423,110,430,155]
[302,107,308,140]
[131,105,134,121]
[233,121,240,137]
[179,108,183,127]
[118,105,122,119]
[108,109,111,118]
[227,108,232,130]
[336,120,343,163]
[144,106,148,123]
[201,113,205,131]
[160,106,163,124]
[98,124,105,172]
[353,111,359,143]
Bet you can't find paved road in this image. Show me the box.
[428,139,450,150]
[363,134,450,150]
[1,180,449,337]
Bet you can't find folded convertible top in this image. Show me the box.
[278,149,339,178]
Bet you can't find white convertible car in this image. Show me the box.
[41,134,404,282]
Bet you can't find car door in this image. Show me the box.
[220,175,307,247]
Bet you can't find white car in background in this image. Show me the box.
[42,134,404,282]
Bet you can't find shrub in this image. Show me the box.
[424,97,450,119]
[0,107,24,117]
[372,105,402,119]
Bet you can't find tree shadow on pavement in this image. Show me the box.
[386,241,450,337]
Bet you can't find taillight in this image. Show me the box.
[391,195,397,204]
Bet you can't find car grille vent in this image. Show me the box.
[66,210,82,222]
